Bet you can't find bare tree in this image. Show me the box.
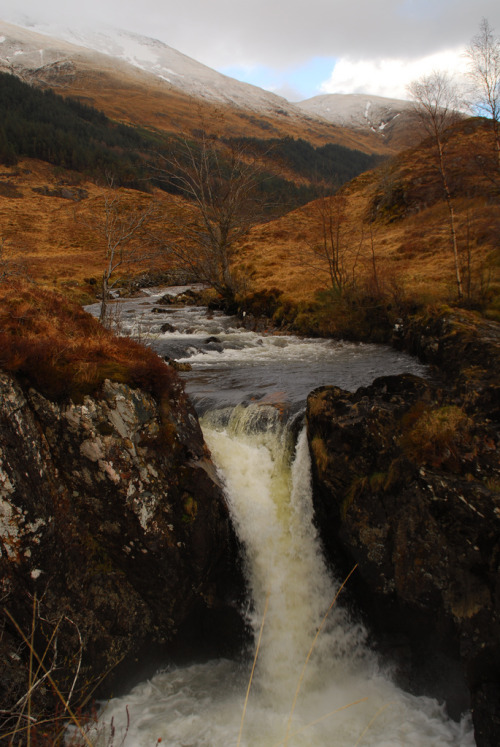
[315,193,349,294]
[154,133,264,302]
[299,192,362,296]
[408,72,464,299]
[465,18,500,167]
[86,183,159,323]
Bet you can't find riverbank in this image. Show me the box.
[0,281,247,744]
[1,278,498,744]
[306,306,500,746]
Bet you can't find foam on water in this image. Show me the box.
[85,412,474,747]
[79,294,474,745]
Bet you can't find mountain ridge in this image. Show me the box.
[0,19,416,152]
[0,20,312,119]
[296,92,415,149]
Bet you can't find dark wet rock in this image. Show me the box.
[31,185,88,201]
[157,289,204,306]
[204,338,224,352]
[160,322,176,333]
[0,372,245,729]
[163,355,192,372]
[400,307,500,420]
[307,310,500,746]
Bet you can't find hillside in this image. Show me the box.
[0,18,498,337]
[0,69,385,301]
[2,118,498,339]
[0,20,406,154]
[237,117,500,336]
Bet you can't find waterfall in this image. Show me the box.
[87,403,474,747]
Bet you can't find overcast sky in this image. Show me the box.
[2,0,500,101]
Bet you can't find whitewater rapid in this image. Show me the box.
[81,291,475,746]
[85,411,473,747]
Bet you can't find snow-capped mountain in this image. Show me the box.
[296,93,414,134]
[0,19,301,118]
[0,18,416,150]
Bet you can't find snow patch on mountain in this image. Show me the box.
[0,17,414,143]
[296,93,413,133]
[0,18,303,119]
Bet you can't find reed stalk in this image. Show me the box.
[283,564,358,745]
[237,590,271,747]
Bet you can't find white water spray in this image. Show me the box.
[87,405,474,747]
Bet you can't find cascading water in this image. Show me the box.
[83,290,475,746]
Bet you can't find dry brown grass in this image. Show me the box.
[0,280,179,403]
[0,160,183,297]
[400,404,476,472]
[1,121,498,328]
[239,120,500,313]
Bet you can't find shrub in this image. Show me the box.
[0,281,178,404]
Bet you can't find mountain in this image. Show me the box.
[296,93,412,130]
[0,19,410,154]
[0,20,301,117]
[296,93,415,148]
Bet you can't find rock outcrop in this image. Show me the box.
[0,370,245,736]
[307,309,500,747]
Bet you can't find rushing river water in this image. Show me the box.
[84,289,474,746]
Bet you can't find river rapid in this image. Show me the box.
[84,288,475,747]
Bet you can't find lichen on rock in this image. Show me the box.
[0,369,245,736]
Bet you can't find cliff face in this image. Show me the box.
[0,370,244,732]
[307,311,500,747]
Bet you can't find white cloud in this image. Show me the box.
[320,48,470,100]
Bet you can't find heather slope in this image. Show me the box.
[238,117,500,336]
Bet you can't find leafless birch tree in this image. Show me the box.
[86,184,159,323]
[300,193,362,295]
[466,17,500,168]
[408,72,464,298]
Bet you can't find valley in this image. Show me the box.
[0,16,499,747]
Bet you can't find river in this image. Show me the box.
[84,288,474,746]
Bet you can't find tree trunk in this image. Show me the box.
[437,139,463,299]
[99,273,109,323]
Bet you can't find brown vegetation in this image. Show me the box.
[238,118,500,335]
[0,113,498,344]
[0,280,179,403]
[0,160,182,300]
[400,403,476,472]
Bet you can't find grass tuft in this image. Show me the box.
[0,280,178,404]
[400,404,475,471]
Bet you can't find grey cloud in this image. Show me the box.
[2,0,500,69]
